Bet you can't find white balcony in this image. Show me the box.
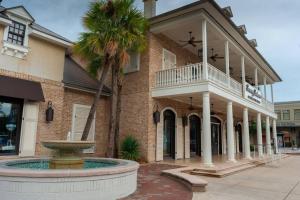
[154,62,274,113]
[155,62,242,95]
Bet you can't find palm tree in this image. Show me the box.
[74,0,147,157]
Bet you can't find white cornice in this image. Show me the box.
[28,29,73,48]
[0,17,12,26]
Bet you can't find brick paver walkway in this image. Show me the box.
[122,164,192,200]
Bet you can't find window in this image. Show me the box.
[163,49,176,69]
[0,97,23,156]
[7,21,26,45]
[124,52,140,73]
[275,110,281,120]
[282,110,290,120]
[294,109,300,120]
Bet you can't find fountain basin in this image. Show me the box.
[42,140,96,169]
[0,158,139,200]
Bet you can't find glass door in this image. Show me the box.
[163,110,176,159]
[0,96,23,155]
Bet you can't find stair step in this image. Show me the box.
[190,163,256,178]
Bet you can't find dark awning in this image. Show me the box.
[0,75,45,101]
[63,56,111,95]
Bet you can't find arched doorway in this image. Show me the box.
[211,117,222,155]
[236,124,243,153]
[189,115,201,157]
[163,110,176,159]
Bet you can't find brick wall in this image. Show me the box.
[0,69,110,157]
[62,88,110,156]
[120,32,201,162]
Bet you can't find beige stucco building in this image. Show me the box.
[0,5,111,158]
[275,101,300,148]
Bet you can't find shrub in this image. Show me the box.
[121,135,140,161]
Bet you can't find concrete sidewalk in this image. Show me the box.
[193,156,300,200]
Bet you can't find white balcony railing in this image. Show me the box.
[155,63,202,88]
[154,62,275,112]
[207,63,228,87]
[155,62,242,95]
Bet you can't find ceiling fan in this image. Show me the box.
[210,48,224,62]
[179,31,202,48]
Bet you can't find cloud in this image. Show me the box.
[2,0,299,101]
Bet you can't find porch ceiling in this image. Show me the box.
[151,9,274,85]
[163,93,263,122]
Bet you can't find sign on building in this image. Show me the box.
[245,83,262,104]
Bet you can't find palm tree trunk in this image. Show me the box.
[81,58,112,141]
[106,64,119,157]
[114,72,123,158]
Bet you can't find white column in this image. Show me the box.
[202,20,208,80]
[263,76,267,99]
[266,116,272,155]
[254,67,258,87]
[243,108,251,159]
[256,113,263,157]
[241,56,246,97]
[227,101,236,162]
[272,119,278,154]
[225,41,230,87]
[271,84,274,103]
[202,92,213,166]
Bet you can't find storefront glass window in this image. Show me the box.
[0,97,23,155]
[294,109,300,120]
[282,110,290,120]
[275,110,281,120]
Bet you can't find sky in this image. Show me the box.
[1,0,299,102]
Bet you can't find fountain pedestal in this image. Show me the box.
[42,140,95,169]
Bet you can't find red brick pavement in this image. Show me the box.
[122,164,193,200]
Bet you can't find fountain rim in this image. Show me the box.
[0,157,139,178]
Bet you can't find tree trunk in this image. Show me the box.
[114,70,124,158]
[106,64,119,157]
[81,57,112,141]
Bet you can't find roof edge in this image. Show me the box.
[149,0,282,82]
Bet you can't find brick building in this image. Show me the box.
[0,1,282,166]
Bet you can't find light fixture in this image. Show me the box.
[153,105,160,124]
[46,101,54,122]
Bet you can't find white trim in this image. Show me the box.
[1,40,29,59]
[0,17,12,26]
[29,29,72,47]
[152,81,276,118]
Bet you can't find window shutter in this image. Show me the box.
[19,102,39,157]
[71,104,95,153]
[163,49,176,69]
[124,52,140,73]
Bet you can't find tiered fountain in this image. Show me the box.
[0,139,139,200]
